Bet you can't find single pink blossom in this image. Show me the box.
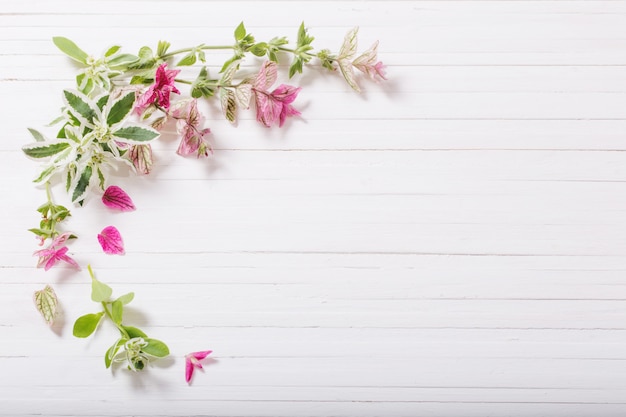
[33,232,80,271]
[352,41,387,81]
[185,350,212,384]
[97,226,125,255]
[135,63,181,114]
[102,186,136,211]
[252,61,301,128]
[174,100,212,158]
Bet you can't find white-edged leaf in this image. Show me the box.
[63,89,99,126]
[33,165,57,184]
[22,141,70,159]
[34,285,58,325]
[107,53,139,68]
[27,128,46,142]
[71,164,93,203]
[112,124,160,143]
[106,91,136,126]
[234,84,252,109]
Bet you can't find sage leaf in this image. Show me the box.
[53,37,88,64]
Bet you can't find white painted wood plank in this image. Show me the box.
[2,0,626,416]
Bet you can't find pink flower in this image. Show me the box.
[252,61,301,128]
[352,41,387,81]
[102,186,136,211]
[174,100,212,158]
[97,226,125,255]
[135,63,181,114]
[33,232,80,271]
[185,350,212,384]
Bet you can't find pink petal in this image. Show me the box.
[97,226,125,255]
[192,350,212,361]
[185,358,195,383]
[102,186,136,211]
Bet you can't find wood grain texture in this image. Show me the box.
[2,1,626,416]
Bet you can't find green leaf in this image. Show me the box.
[73,312,104,338]
[122,325,147,339]
[289,57,303,78]
[97,167,105,190]
[106,91,136,126]
[91,272,112,302]
[249,42,267,57]
[33,165,56,184]
[108,53,139,69]
[105,338,126,368]
[63,90,98,125]
[112,125,160,143]
[34,285,58,325]
[234,22,246,41]
[157,40,171,57]
[72,164,92,203]
[111,300,123,325]
[27,128,46,142]
[22,142,69,159]
[177,52,197,66]
[96,94,109,112]
[116,292,135,305]
[104,45,121,57]
[142,338,170,357]
[53,37,88,64]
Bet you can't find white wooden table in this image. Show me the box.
[1,1,626,416]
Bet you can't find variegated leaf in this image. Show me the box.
[34,285,58,325]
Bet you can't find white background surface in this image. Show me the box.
[1,1,626,416]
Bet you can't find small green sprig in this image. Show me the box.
[73,265,169,371]
[28,182,73,242]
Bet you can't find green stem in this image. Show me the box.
[45,181,53,203]
[87,265,130,339]
[101,301,130,339]
[159,45,235,60]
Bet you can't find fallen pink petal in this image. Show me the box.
[102,186,136,211]
[185,350,212,384]
[97,226,125,255]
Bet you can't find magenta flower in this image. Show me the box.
[33,232,80,271]
[174,100,212,158]
[352,41,387,81]
[135,63,181,114]
[97,226,125,255]
[252,61,301,128]
[102,186,136,211]
[185,350,212,384]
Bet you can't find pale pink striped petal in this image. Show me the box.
[97,226,125,255]
[102,186,136,211]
